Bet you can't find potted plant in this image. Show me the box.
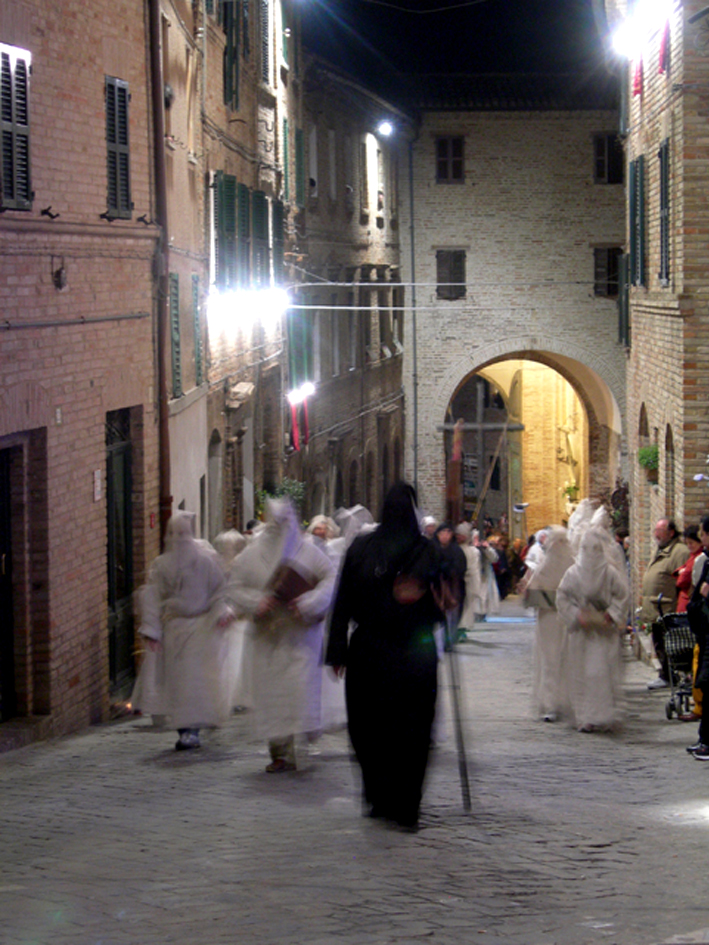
[637,444,659,483]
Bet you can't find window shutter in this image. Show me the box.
[106,76,131,219]
[243,0,250,56]
[237,183,251,285]
[618,253,630,347]
[295,127,304,207]
[272,199,284,284]
[629,157,646,287]
[260,0,270,84]
[169,273,183,398]
[1,48,32,210]
[215,171,237,289]
[658,138,670,285]
[637,154,646,287]
[192,274,203,386]
[281,0,289,66]
[282,117,289,201]
[223,0,240,110]
[252,189,269,287]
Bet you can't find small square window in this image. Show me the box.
[436,136,464,183]
[593,133,623,184]
[594,247,622,297]
[436,250,466,300]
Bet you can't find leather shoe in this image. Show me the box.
[686,742,704,754]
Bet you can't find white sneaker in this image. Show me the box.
[647,677,669,690]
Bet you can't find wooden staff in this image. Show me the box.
[444,417,471,812]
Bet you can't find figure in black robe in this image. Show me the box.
[326,482,442,829]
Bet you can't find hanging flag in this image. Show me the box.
[633,57,643,96]
[658,19,670,74]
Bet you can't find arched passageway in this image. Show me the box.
[429,352,623,537]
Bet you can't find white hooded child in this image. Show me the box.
[557,528,630,733]
[225,498,336,771]
[133,511,238,751]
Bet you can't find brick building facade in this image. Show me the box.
[605,0,709,591]
[398,77,627,530]
[0,1,160,741]
[286,57,409,520]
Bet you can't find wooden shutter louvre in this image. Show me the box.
[106,76,131,219]
[260,0,270,84]
[237,183,251,285]
[1,49,32,210]
[223,0,240,111]
[295,127,305,208]
[659,139,670,285]
[282,118,289,202]
[618,253,630,347]
[169,273,183,398]
[192,275,204,387]
[215,171,237,289]
[272,199,284,284]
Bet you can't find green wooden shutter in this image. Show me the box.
[0,49,31,210]
[272,199,284,284]
[105,76,131,219]
[295,127,305,207]
[192,274,204,386]
[237,183,251,285]
[243,0,250,56]
[215,171,237,289]
[169,273,183,398]
[223,0,240,110]
[287,308,313,389]
[252,190,269,287]
[282,117,289,201]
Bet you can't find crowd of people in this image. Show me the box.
[129,487,709,835]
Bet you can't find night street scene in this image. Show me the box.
[3,0,709,943]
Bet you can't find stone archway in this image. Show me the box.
[412,338,624,527]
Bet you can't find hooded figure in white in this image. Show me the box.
[132,511,238,750]
[524,526,575,722]
[456,522,482,632]
[557,528,630,732]
[226,498,336,771]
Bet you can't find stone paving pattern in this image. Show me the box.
[2,603,709,945]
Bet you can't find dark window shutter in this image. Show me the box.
[282,117,289,201]
[629,157,646,287]
[272,199,284,284]
[637,154,646,287]
[281,0,289,66]
[252,190,270,287]
[618,253,630,347]
[243,0,250,56]
[223,0,240,110]
[215,171,237,289]
[169,273,183,398]
[106,76,131,219]
[287,306,312,389]
[260,0,270,84]
[659,138,670,285]
[237,183,251,285]
[192,275,203,386]
[1,49,32,210]
[295,127,304,207]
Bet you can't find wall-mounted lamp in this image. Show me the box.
[377,120,394,137]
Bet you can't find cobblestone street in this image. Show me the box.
[2,600,709,945]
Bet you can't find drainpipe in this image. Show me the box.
[148,0,172,546]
